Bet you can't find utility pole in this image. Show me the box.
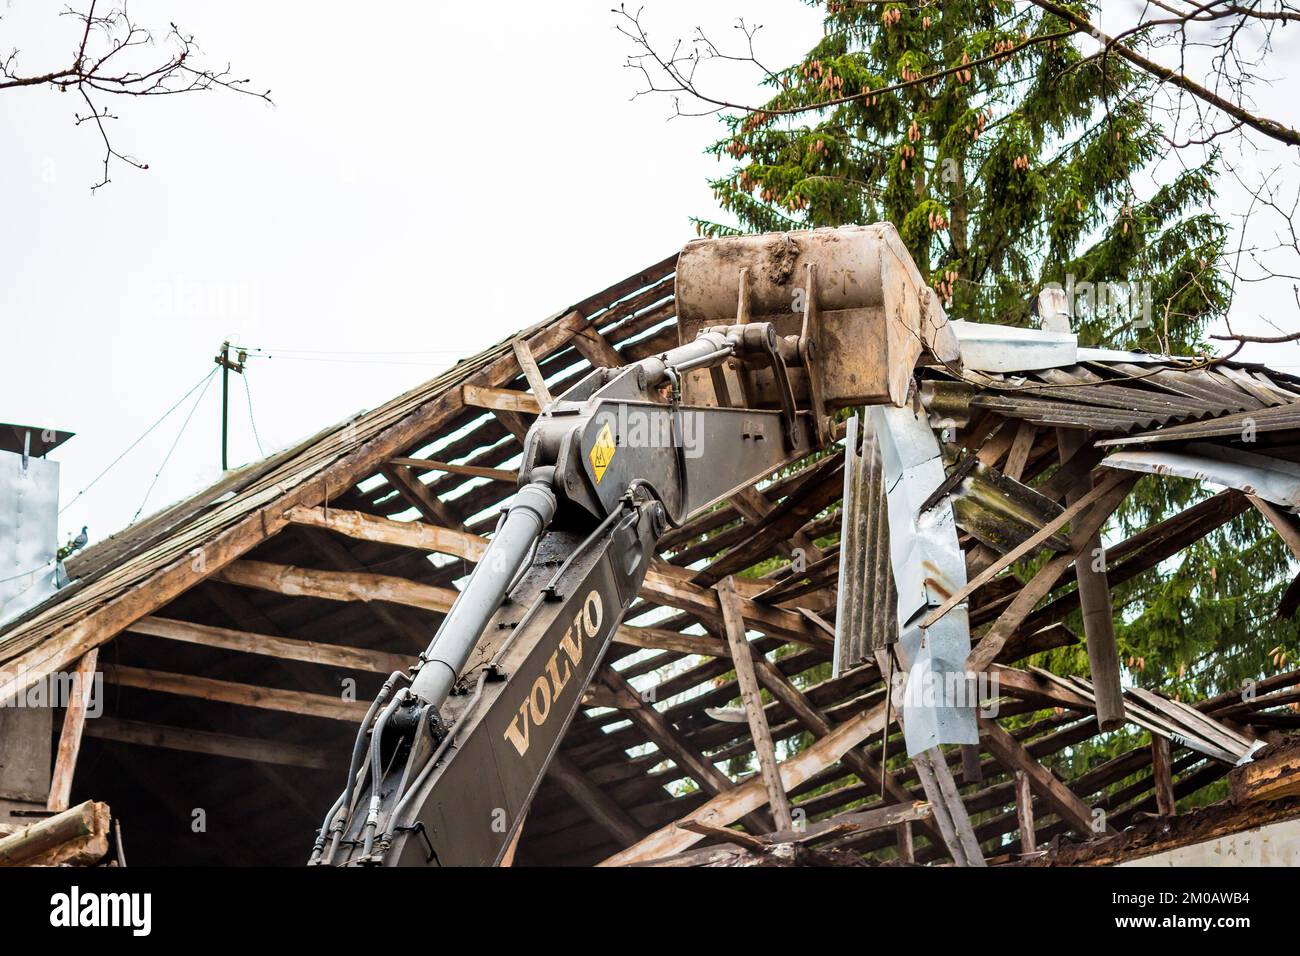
[214,341,247,471]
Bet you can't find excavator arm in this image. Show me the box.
[309,223,958,866]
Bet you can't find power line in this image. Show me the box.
[234,343,465,356]
[60,367,219,516]
[131,368,218,524]
[243,354,456,368]
[242,367,266,458]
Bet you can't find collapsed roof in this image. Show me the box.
[3,240,1300,867]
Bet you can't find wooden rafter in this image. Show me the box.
[717,576,794,830]
[215,559,458,614]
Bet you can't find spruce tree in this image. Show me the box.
[692,1,1297,707]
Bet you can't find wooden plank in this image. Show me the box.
[675,819,768,851]
[717,576,794,830]
[598,698,888,866]
[379,464,463,529]
[922,469,1130,630]
[387,458,518,484]
[101,663,371,722]
[1230,740,1300,805]
[912,747,986,866]
[84,717,340,770]
[1248,494,1300,560]
[964,474,1136,672]
[46,649,98,812]
[1015,769,1036,852]
[511,338,554,405]
[640,566,827,650]
[980,717,1113,837]
[1058,428,1124,731]
[896,820,915,862]
[297,528,435,650]
[215,559,458,614]
[461,383,542,415]
[612,625,728,658]
[1004,422,1037,481]
[1151,735,1177,816]
[285,505,488,560]
[569,324,626,368]
[599,669,731,796]
[126,615,411,674]
[547,753,645,848]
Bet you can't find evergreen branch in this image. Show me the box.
[1027,0,1300,146]
[617,5,1079,121]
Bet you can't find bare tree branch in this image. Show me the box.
[1,2,272,190]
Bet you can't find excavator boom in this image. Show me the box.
[310,224,956,866]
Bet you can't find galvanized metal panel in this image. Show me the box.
[868,403,978,755]
[1103,444,1300,511]
[948,320,1077,372]
[0,452,61,626]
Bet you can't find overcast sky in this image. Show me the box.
[2,1,1296,549]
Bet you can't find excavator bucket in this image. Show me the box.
[674,223,959,409]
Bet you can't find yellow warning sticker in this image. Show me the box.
[589,422,616,483]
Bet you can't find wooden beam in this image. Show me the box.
[1230,739,1300,805]
[640,565,829,650]
[1015,769,1036,853]
[648,800,931,863]
[126,615,411,674]
[675,819,767,851]
[911,746,986,866]
[215,559,458,614]
[923,469,1131,630]
[461,383,542,415]
[0,800,109,867]
[964,474,1136,672]
[598,698,888,866]
[1248,494,1300,559]
[717,576,794,830]
[896,821,915,862]
[84,717,341,771]
[511,338,553,405]
[101,663,371,722]
[597,669,771,835]
[1058,428,1124,730]
[296,527,435,651]
[387,458,518,484]
[1151,735,1177,816]
[548,752,645,847]
[1004,422,1037,481]
[612,625,728,659]
[379,464,463,529]
[599,669,731,795]
[46,649,98,813]
[568,324,626,368]
[285,505,488,561]
[980,717,1114,837]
